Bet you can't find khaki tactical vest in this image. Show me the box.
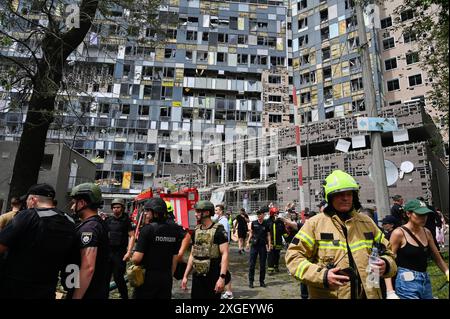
[192,223,221,275]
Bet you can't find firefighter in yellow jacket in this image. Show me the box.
[285,170,397,299]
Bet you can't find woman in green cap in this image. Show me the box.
[385,198,449,299]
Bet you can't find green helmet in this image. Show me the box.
[323,170,359,203]
[194,200,215,214]
[111,198,125,208]
[70,183,103,205]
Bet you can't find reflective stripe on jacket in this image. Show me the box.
[285,209,397,299]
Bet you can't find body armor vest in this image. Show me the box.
[192,223,220,275]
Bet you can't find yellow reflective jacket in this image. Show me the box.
[285,209,397,299]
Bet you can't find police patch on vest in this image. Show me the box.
[81,232,93,245]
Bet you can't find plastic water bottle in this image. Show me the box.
[366,247,380,288]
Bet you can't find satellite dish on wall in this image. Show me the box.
[399,161,414,179]
[368,160,399,186]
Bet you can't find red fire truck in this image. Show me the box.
[129,187,199,238]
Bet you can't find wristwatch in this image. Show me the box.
[220,273,226,279]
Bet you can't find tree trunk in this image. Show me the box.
[8,67,61,203]
[6,0,99,208]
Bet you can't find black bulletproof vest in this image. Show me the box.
[106,214,130,248]
[142,222,180,272]
[3,209,75,284]
[251,220,268,245]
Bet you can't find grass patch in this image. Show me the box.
[429,251,448,299]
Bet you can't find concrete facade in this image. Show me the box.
[0,142,96,213]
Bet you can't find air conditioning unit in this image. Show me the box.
[382,31,390,39]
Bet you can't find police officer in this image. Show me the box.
[131,198,183,299]
[246,207,272,288]
[0,183,75,299]
[182,200,229,299]
[105,198,135,299]
[66,183,110,299]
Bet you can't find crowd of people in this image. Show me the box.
[0,168,448,299]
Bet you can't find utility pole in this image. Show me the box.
[355,2,391,219]
[292,86,305,220]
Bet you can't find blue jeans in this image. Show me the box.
[395,267,433,299]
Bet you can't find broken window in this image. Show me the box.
[325,107,334,119]
[185,51,193,61]
[298,17,308,29]
[321,27,329,41]
[350,78,363,92]
[161,86,173,100]
[298,0,307,11]
[215,110,225,120]
[352,99,365,112]
[269,95,282,103]
[182,108,193,120]
[198,51,208,62]
[323,66,332,80]
[139,105,149,116]
[186,31,197,41]
[322,47,331,60]
[349,57,361,72]
[218,33,228,43]
[324,86,333,100]
[237,54,248,64]
[270,56,285,66]
[238,35,247,44]
[299,35,308,47]
[198,109,212,120]
[268,75,281,84]
[269,114,282,123]
[320,9,328,23]
[257,36,267,46]
[346,16,357,30]
[160,106,171,117]
[300,92,311,104]
[217,52,227,63]
[165,48,176,58]
[121,104,130,114]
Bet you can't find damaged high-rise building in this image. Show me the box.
[0,0,447,210]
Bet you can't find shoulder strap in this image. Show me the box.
[400,226,425,248]
[340,224,359,299]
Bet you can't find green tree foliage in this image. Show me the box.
[393,0,449,127]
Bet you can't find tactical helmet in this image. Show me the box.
[323,170,359,203]
[194,200,215,214]
[111,198,125,208]
[70,183,103,205]
[165,201,174,214]
[144,197,167,216]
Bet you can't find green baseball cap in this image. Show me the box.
[404,199,433,215]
